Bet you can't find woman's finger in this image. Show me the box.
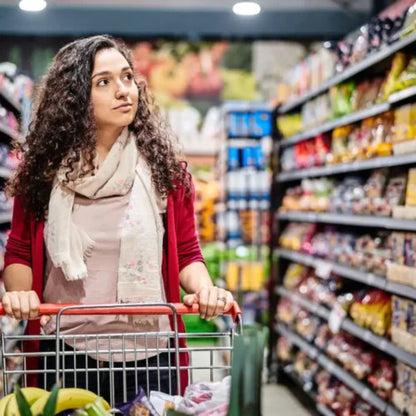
[198,287,210,319]
[19,292,30,321]
[183,293,198,306]
[205,286,219,320]
[223,290,234,313]
[9,293,22,320]
[211,288,228,318]
[28,290,40,320]
[40,315,52,327]
[2,293,12,316]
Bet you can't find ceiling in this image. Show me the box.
[0,0,374,39]
[0,0,372,11]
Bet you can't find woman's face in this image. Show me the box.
[90,48,139,131]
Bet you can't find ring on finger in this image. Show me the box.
[217,296,227,303]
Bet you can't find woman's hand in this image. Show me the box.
[2,290,40,321]
[183,286,234,320]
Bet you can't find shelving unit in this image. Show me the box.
[218,102,272,323]
[277,286,416,368]
[278,210,416,231]
[276,324,401,415]
[278,153,416,182]
[268,23,416,416]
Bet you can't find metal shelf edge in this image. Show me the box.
[318,354,387,412]
[277,211,416,231]
[275,324,390,413]
[278,153,416,182]
[280,103,390,148]
[276,249,416,300]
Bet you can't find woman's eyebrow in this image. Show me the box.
[92,66,131,79]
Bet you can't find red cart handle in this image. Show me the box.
[0,301,242,323]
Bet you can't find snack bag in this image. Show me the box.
[382,53,407,100]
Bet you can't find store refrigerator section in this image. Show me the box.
[217,102,272,325]
[0,63,32,397]
[269,2,416,416]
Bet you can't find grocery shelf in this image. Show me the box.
[278,31,416,114]
[277,286,330,320]
[280,103,390,148]
[317,354,390,413]
[278,153,416,182]
[341,319,416,368]
[0,88,21,116]
[277,286,416,368]
[283,364,336,416]
[388,84,416,104]
[227,138,262,148]
[276,249,416,299]
[278,210,416,231]
[275,324,397,414]
[276,323,319,360]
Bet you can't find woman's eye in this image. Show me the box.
[97,79,108,87]
[124,73,133,81]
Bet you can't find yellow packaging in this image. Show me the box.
[406,168,416,206]
[241,262,264,291]
[226,262,240,291]
[394,104,413,143]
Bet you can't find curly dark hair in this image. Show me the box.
[8,35,189,220]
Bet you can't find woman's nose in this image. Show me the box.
[115,81,129,99]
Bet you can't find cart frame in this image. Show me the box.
[1,302,242,406]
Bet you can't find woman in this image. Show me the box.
[1,35,233,403]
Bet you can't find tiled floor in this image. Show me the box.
[262,383,314,415]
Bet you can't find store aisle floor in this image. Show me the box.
[262,384,313,415]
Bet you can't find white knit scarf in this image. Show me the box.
[44,128,165,322]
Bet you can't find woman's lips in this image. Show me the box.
[114,103,132,111]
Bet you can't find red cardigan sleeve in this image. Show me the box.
[4,196,32,268]
[173,178,205,272]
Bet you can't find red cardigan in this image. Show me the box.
[4,181,204,394]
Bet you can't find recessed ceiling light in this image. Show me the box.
[233,2,261,16]
[19,0,47,12]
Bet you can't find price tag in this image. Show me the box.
[329,303,347,334]
[316,260,333,279]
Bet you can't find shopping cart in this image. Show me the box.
[0,302,242,408]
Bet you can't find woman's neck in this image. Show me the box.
[96,126,124,166]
